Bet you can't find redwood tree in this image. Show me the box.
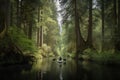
[86,0,93,48]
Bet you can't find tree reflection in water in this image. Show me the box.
[0,59,120,80]
[59,64,63,80]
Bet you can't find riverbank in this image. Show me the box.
[79,51,120,66]
[0,52,35,66]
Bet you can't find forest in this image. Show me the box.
[0,0,120,65]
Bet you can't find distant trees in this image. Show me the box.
[86,0,93,48]
[0,0,59,55]
[60,0,120,56]
[60,0,93,56]
[42,1,59,53]
[74,0,85,57]
[114,0,120,52]
[0,0,120,61]
[101,0,105,51]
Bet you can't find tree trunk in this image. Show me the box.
[101,0,105,51]
[23,20,29,36]
[39,8,43,47]
[6,0,10,29]
[10,2,13,26]
[40,26,43,47]
[36,27,43,47]
[37,28,40,47]
[20,0,23,27]
[37,7,43,47]
[16,0,21,28]
[87,0,93,48]
[74,0,79,58]
[0,0,9,35]
[0,0,6,38]
[115,0,120,52]
[28,21,33,39]
[118,0,120,51]
[114,0,117,52]
[74,0,86,59]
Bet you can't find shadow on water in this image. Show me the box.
[0,58,120,80]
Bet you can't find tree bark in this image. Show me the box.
[74,0,86,59]
[6,0,10,29]
[10,2,13,26]
[28,21,33,39]
[40,26,43,47]
[16,0,22,28]
[118,0,120,51]
[37,28,40,47]
[115,0,120,52]
[0,1,6,33]
[101,0,105,51]
[37,7,43,47]
[37,7,40,47]
[87,0,93,48]
[0,0,9,35]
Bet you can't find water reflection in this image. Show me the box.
[0,58,120,80]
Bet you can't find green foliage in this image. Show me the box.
[0,35,11,51]
[83,49,120,64]
[37,44,54,58]
[40,0,59,56]
[68,53,76,58]
[1,0,119,64]
[92,52,114,64]
[8,26,36,52]
[62,21,76,54]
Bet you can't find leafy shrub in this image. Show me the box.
[37,44,54,57]
[84,49,120,64]
[8,26,36,53]
[0,26,36,64]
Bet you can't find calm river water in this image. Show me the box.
[0,58,120,80]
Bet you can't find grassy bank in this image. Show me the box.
[81,49,120,65]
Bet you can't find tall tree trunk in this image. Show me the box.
[16,0,21,28]
[40,8,43,47]
[75,0,79,58]
[40,26,43,47]
[114,0,117,52]
[20,0,23,27]
[87,0,93,48]
[0,0,10,34]
[118,0,120,51]
[28,21,33,39]
[24,23,27,35]
[36,27,43,47]
[115,0,120,52]
[74,0,85,59]
[6,0,10,29]
[37,7,40,47]
[10,2,13,26]
[0,0,7,37]
[37,28,40,47]
[37,7,43,47]
[16,0,19,27]
[101,0,105,51]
